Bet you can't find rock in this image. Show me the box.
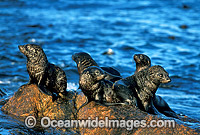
[179,25,188,29]
[76,93,199,135]
[102,48,114,55]
[182,4,190,9]
[1,84,75,120]
[1,85,199,134]
[168,36,175,40]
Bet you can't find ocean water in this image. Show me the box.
[0,0,199,134]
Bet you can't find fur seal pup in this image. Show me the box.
[133,65,171,114]
[72,52,122,82]
[18,44,68,101]
[78,66,129,111]
[133,54,178,118]
[114,65,171,114]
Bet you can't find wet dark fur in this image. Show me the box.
[79,66,122,104]
[79,66,105,102]
[18,44,67,101]
[134,54,178,118]
[133,65,171,114]
[113,78,137,106]
[78,66,128,111]
[115,65,171,114]
[72,52,122,82]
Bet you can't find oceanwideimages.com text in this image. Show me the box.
[25,116,175,130]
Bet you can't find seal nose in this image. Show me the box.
[96,74,106,81]
[18,45,22,50]
[166,77,171,83]
[162,76,171,83]
[134,54,140,62]
[134,54,138,60]
[72,53,77,61]
[18,45,26,53]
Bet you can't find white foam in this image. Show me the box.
[0,80,11,84]
[67,82,79,91]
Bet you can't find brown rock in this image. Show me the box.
[1,84,75,120]
[168,36,176,40]
[180,25,188,29]
[76,93,199,135]
[1,85,199,134]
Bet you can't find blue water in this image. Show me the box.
[0,0,200,134]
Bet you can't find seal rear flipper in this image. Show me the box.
[101,102,127,106]
[113,84,136,106]
[94,100,127,107]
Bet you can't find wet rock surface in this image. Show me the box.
[76,93,199,135]
[1,84,75,120]
[1,85,199,134]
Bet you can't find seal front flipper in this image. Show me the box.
[27,77,35,85]
[52,92,60,102]
[153,95,178,118]
[38,85,53,96]
[145,100,161,115]
[104,71,122,83]
[38,87,61,102]
[77,97,90,112]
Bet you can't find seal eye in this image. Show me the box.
[159,74,163,77]
[95,70,100,75]
[140,55,143,60]
[32,48,36,53]
[27,45,31,50]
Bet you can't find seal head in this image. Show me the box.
[148,65,171,85]
[72,52,98,75]
[19,44,48,64]
[79,66,106,101]
[134,54,151,73]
